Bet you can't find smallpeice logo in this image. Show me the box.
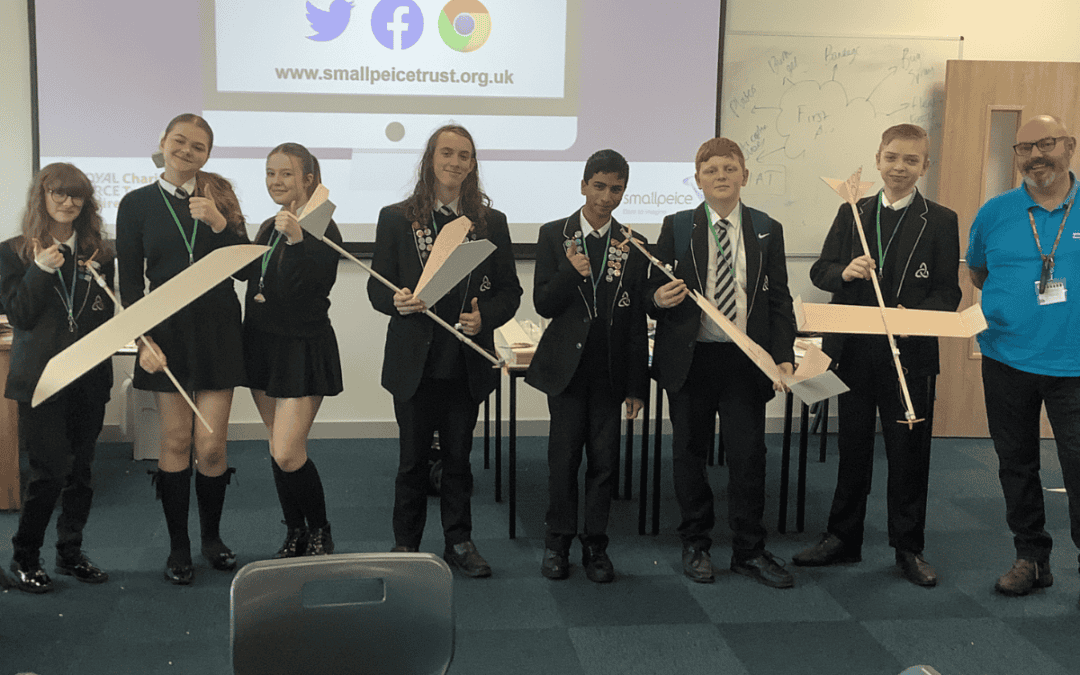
[306,0,354,42]
[439,0,491,52]
[371,0,424,50]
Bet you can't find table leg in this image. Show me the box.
[623,415,634,501]
[484,395,490,470]
[778,392,793,534]
[652,386,663,536]
[495,376,502,503]
[638,383,651,535]
[509,374,517,539]
[797,401,810,533]
[819,397,829,463]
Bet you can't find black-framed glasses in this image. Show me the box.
[1013,136,1071,156]
[47,189,85,205]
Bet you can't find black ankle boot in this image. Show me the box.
[275,524,309,558]
[195,469,237,571]
[305,524,334,556]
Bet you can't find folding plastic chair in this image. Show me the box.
[231,552,454,675]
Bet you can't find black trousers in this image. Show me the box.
[11,377,107,563]
[982,356,1080,565]
[392,377,480,549]
[544,362,621,552]
[827,336,933,553]
[669,342,768,559]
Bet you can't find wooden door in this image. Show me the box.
[934,60,1080,437]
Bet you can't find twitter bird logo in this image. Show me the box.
[307,0,354,42]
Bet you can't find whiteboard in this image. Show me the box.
[720,32,962,256]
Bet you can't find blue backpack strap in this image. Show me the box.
[673,209,695,262]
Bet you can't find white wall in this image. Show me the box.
[4,1,1080,439]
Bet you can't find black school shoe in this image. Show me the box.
[582,544,615,584]
[541,548,570,580]
[55,553,109,584]
[10,558,53,594]
[201,539,237,571]
[164,551,194,585]
[444,540,492,578]
[731,551,795,589]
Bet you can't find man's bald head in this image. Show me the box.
[1015,114,1075,192]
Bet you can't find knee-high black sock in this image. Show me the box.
[272,460,306,530]
[195,468,234,545]
[153,468,192,559]
[283,459,328,530]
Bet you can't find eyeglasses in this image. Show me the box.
[1013,136,1071,156]
[47,189,85,205]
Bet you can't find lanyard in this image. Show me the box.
[257,229,286,295]
[53,238,78,333]
[875,191,910,274]
[703,202,736,279]
[579,223,612,315]
[158,184,199,266]
[1028,197,1074,293]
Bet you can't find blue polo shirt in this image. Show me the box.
[967,174,1080,376]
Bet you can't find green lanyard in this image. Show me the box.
[53,238,78,333]
[256,229,286,296]
[579,223,612,315]
[875,191,909,273]
[158,183,199,266]
[703,202,735,279]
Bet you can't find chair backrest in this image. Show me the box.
[231,552,454,675]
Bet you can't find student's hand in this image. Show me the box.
[275,201,304,245]
[653,279,688,309]
[32,238,64,270]
[393,287,426,316]
[625,397,644,420]
[841,254,875,281]
[189,195,227,233]
[458,297,482,336]
[773,362,794,393]
[566,240,591,277]
[138,335,167,374]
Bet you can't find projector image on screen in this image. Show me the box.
[203,0,579,152]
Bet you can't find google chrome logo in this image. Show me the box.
[439,0,491,52]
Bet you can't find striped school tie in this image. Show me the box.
[714,219,737,321]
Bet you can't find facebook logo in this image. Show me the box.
[371,0,423,50]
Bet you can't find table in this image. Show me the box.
[0,334,19,511]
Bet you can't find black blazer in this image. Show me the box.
[0,236,116,403]
[809,190,961,376]
[525,211,649,400]
[649,202,796,399]
[368,203,522,402]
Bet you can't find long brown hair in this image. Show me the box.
[164,113,246,236]
[401,124,491,236]
[18,163,110,265]
[257,143,321,241]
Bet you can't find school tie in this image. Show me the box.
[714,218,737,322]
[174,187,189,200]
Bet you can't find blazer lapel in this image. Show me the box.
[741,204,763,312]
[890,190,930,300]
[688,203,710,293]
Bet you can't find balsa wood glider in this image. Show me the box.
[296,186,501,367]
[622,227,848,405]
[32,244,269,407]
[821,169,921,427]
[794,298,987,338]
